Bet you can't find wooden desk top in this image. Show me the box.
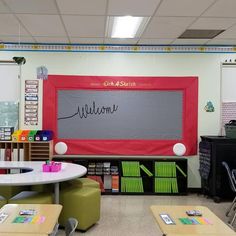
[150,205,236,236]
[0,204,62,235]
[0,234,47,236]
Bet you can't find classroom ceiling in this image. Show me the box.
[1,0,236,46]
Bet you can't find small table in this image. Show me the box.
[150,205,236,236]
[0,204,62,235]
[0,161,87,204]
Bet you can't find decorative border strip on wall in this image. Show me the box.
[1,43,236,53]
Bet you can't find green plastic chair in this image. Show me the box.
[0,195,7,209]
[0,186,29,200]
[8,191,53,204]
[66,177,100,189]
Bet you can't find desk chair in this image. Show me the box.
[222,161,236,227]
[65,218,78,236]
[50,218,78,236]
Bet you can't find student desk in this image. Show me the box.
[150,205,236,236]
[0,204,62,235]
[0,161,87,204]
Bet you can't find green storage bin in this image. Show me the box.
[28,130,38,141]
[225,120,236,138]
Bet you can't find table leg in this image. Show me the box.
[54,182,60,204]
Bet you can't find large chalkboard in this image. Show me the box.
[57,90,183,140]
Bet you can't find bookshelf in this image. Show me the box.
[0,141,53,161]
[53,156,188,195]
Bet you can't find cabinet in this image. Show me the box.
[0,141,53,161]
[199,136,236,202]
[53,156,187,195]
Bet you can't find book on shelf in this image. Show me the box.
[12,148,18,161]
[103,175,112,190]
[5,148,11,161]
[140,164,153,177]
[0,148,5,161]
[19,149,24,161]
[112,175,119,192]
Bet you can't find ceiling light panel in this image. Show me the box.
[4,0,58,14]
[108,0,161,16]
[155,0,215,17]
[110,16,148,38]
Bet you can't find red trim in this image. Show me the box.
[43,75,198,155]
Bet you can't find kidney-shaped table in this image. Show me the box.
[0,161,87,204]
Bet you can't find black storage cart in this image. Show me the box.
[199,136,236,202]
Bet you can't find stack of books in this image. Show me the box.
[121,177,144,193]
[154,162,186,193]
[121,161,144,193]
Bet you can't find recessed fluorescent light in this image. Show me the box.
[109,16,148,38]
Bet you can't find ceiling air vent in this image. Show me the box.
[178,29,225,39]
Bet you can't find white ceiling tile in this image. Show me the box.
[4,0,58,14]
[17,14,67,36]
[56,0,107,15]
[35,37,69,44]
[70,37,104,44]
[190,18,236,30]
[215,25,236,38]
[0,0,11,13]
[203,0,236,17]
[104,38,138,44]
[207,38,236,45]
[138,38,174,45]
[173,38,210,45]
[0,14,29,36]
[156,0,215,17]
[62,15,105,37]
[108,0,161,16]
[0,35,35,43]
[142,17,196,38]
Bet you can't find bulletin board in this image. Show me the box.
[43,75,198,155]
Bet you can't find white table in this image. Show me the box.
[0,161,87,204]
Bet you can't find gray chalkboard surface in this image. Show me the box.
[57,90,183,140]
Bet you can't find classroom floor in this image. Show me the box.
[57,193,233,236]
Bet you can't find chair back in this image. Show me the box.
[49,223,59,236]
[65,217,78,236]
[222,161,236,192]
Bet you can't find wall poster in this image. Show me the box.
[24,80,39,126]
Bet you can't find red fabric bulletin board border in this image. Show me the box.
[43,75,198,155]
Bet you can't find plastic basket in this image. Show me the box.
[225,125,236,138]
